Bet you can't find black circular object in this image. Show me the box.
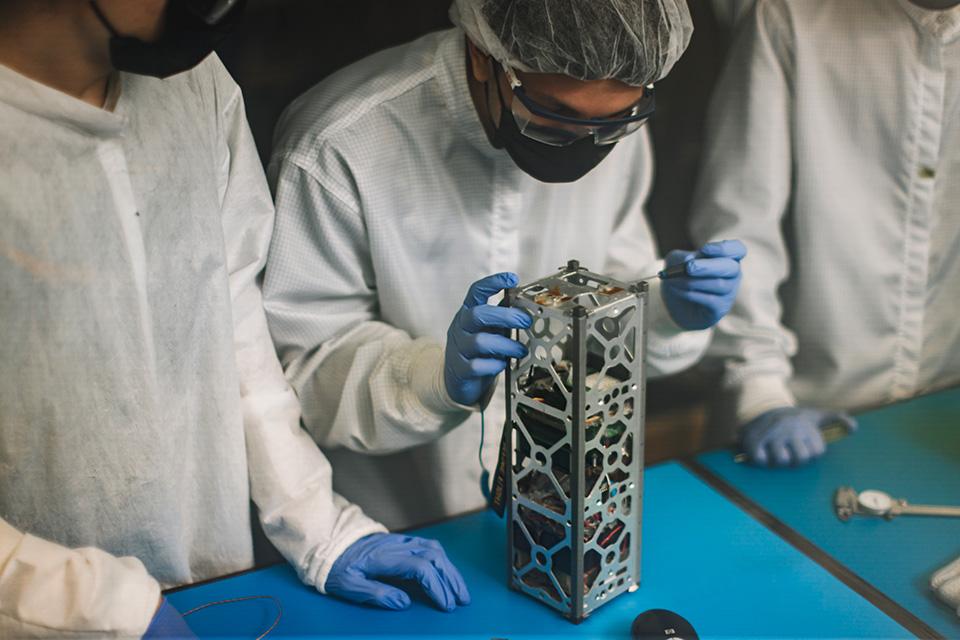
[631,609,699,640]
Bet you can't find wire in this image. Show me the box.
[599,523,625,549]
[479,409,492,504]
[181,595,282,640]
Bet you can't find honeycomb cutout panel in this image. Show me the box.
[505,261,647,623]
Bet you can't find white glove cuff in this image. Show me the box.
[931,555,960,615]
[734,375,797,426]
[409,340,477,417]
[646,276,685,338]
[312,522,389,595]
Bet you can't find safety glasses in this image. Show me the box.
[499,63,655,147]
[186,0,244,25]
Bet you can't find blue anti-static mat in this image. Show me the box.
[167,462,907,639]
[696,388,960,639]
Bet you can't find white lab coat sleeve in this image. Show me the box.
[931,555,960,617]
[0,516,160,638]
[263,150,472,456]
[690,0,798,424]
[604,130,711,377]
[212,61,386,593]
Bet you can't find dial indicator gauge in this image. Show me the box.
[857,490,894,515]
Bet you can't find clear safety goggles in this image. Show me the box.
[500,63,655,147]
[186,0,243,25]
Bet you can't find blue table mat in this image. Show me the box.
[168,462,907,638]
[697,388,960,638]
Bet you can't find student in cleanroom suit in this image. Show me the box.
[690,0,960,616]
[263,0,747,531]
[0,1,469,636]
[690,0,960,468]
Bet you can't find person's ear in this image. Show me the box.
[466,38,492,83]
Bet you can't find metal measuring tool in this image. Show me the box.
[834,486,960,521]
[733,419,854,464]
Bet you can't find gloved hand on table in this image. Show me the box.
[325,533,471,611]
[143,598,196,639]
[740,407,858,467]
[661,239,747,330]
[444,272,531,406]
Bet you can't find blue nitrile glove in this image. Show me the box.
[143,599,195,639]
[325,533,471,611]
[740,407,858,467]
[444,273,531,406]
[661,239,747,330]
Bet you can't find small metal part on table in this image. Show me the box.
[834,486,960,521]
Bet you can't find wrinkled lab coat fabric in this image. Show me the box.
[691,0,960,424]
[0,57,383,637]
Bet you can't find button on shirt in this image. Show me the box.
[265,28,709,529]
[691,0,960,423]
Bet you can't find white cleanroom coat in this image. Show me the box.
[264,28,711,530]
[691,0,960,424]
[0,56,384,637]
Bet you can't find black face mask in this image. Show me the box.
[487,75,616,184]
[90,0,245,79]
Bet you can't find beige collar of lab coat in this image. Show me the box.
[897,0,960,44]
[0,62,126,137]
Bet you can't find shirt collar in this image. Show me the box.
[435,28,502,160]
[0,62,126,136]
[897,0,960,44]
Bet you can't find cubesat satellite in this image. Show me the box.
[500,260,647,623]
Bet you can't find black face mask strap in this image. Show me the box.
[481,65,492,114]
[89,1,121,38]
[492,62,513,118]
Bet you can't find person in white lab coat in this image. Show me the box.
[0,1,468,636]
[691,0,960,467]
[264,0,747,530]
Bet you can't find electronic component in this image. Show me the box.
[505,260,646,623]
